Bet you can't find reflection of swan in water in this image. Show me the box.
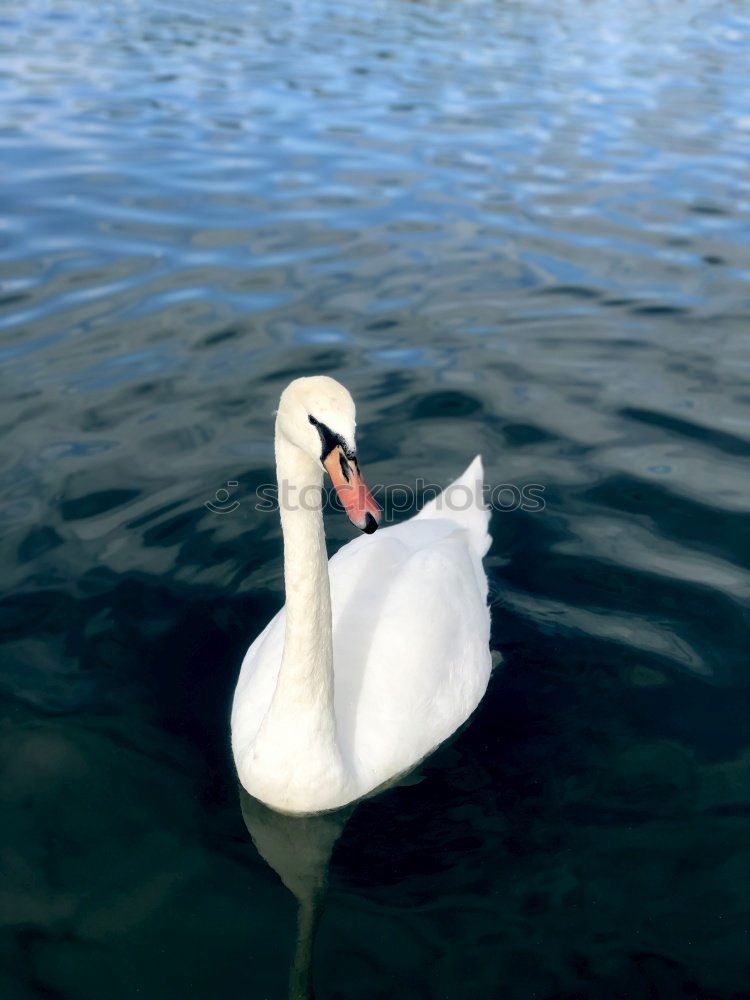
[240,788,353,1000]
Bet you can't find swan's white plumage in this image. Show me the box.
[232,448,492,814]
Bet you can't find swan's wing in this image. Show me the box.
[231,604,286,750]
[415,454,491,558]
[330,526,491,785]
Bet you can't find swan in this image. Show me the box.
[231,375,492,814]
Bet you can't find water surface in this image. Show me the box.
[1,1,750,997]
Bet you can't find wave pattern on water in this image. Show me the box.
[1,1,750,998]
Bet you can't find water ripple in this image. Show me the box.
[2,0,750,996]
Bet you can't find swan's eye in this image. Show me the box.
[308,413,355,462]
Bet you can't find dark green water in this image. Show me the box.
[2,1,750,997]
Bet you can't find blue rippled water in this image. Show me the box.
[1,1,749,997]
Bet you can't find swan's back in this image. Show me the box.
[328,455,491,786]
[232,456,492,806]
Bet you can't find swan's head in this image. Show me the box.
[277,376,381,534]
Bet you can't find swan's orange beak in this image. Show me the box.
[323,445,380,534]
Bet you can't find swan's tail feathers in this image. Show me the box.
[416,454,492,557]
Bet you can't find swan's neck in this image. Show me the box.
[259,428,344,797]
[276,431,333,705]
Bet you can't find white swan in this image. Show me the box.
[231,376,492,814]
